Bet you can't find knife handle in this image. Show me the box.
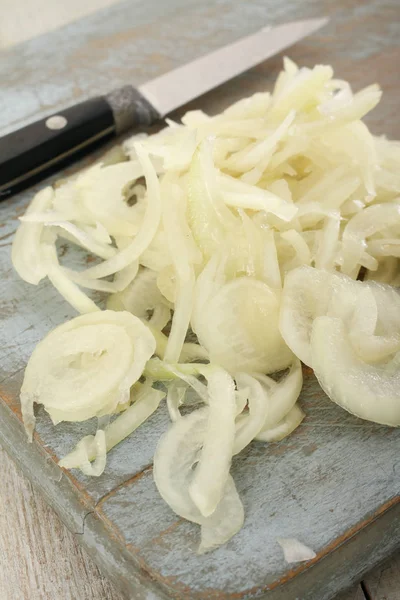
[0,85,159,199]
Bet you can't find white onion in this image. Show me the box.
[153,406,244,552]
[60,383,165,473]
[234,373,269,453]
[312,316,400,426]
[189,368,236,516]
[107,267,170,328]
[341,203,400,277]
[13,58,400,554]
[41,243,101,314]
[12,187,54,284]
[280,266,400,373]
[279,266,334,366]
[60,429,107,477]
[80,144,162,279]
[254,359,303,430]
[162,180,196,362]
[166,381,187,422]
[18,218,116,260]
[256,404,305,442]
[20,311,156,437]
[193,275,293,374]
[187,139,237,260]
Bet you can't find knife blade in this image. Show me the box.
[0,17,327,199]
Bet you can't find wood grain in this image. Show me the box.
[1,438,399,600]
[0,446,124,600]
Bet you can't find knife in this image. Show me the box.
[0,17,327,199]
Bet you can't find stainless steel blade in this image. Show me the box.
[139,17,328,117]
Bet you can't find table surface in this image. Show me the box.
[1,1,399,599]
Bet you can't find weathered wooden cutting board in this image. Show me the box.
[0,1,399,598]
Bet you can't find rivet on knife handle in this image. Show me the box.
[0,86,159,199]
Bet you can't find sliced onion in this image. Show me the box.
[12,187,54,284]
[219,173,297,222]
[13,58,400,554]
[42,242,100,314]
[60,383,165,473]
[223,111,295,173]
[107,268,170,328]
[234,373,269,454]
[187,139,237,260]
[166,381,187,422]
[160,363,208,403]
[153,406,243,551]
[256,404,305,442]
[314,212,341,271]
[312,316,400,426]
[75,162,145,236]
[198,477,244,554]
[60,429,107,477]
[20,311,156,437]
[341,203,400,277]
[279,266,334,366]
[19,218,116,260]
[80,144,162,279]
[162,180,196,362]
[189,368,236,516]
[194,276,293,374]
[254,359,303,429]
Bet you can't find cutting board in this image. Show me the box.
[1,1,399,598]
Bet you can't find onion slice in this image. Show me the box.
[12,187,54,285]
[20,311,156,437]
[60,383,165,473]
[311,316,400,426]
[80,144,162,279]
[194,276,293,374]
[256,404,305,442]
[189,368,236,517]
[153,406,243,551]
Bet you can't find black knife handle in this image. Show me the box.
[0,85,159,199]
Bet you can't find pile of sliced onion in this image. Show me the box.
[13,58,400,553]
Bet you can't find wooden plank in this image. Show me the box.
[0,446,123,600]
[363,553,400,600]
[1,1,400,599]
[336,586,366,600]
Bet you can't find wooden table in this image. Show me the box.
[0,1,399,599]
